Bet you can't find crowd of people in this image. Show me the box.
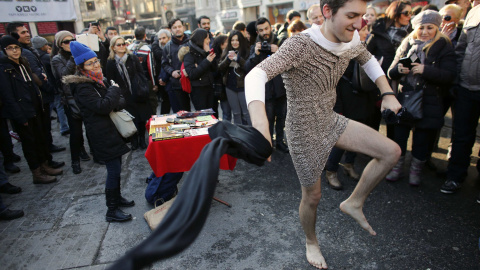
[0,0,477,244]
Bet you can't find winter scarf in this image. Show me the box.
[114,53,131,93]
[80,69,105,87]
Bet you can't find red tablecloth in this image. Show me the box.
[145,133,237,177]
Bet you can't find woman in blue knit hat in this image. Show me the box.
[63,41,134,222]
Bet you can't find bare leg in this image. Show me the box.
[335,120,401,235]
[299,179,328,269]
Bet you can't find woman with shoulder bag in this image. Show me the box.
[63,42,133,222]
[51,31,91,174]
[183,28,217,111]
[218,30,251,125]
[386,10,456,186]
[106,36,151,150]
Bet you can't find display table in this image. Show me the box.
[145,130,237,178]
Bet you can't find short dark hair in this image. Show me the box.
[189,28,209,48]
[421,4,439,12]
[320,0,373,16]
[255,17,271,30]
[197,15,210,25]
[105,26,117,34]
[6,23,25,35]
[168,18,183,29]
[286,10,301,21]
[134,27,146,40]
[233,21,246,31]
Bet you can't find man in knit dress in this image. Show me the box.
[245,0,402,269]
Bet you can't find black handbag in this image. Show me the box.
[351,61,377,92]
[65,96,83,119]
[131,73,150,102]
[397,89,423,120]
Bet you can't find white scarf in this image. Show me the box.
[302,24,361,56]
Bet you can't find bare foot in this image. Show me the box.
[339,200,376,235]
[306,243,328,269]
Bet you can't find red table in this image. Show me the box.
[145,132,237,177]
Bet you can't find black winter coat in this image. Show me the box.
[106,54,152,121]
[37,49,56,102]
[388,37,457,129]
[20,43,52,104]
[183,41,215,88]
[0,56,43,124]
[161,35,189,90]
[63,74,130,161]
[218,52,247,90]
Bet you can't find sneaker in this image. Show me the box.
[9,131,21,142]
[440,180,461,194]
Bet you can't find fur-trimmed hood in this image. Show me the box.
[62,74,95,84]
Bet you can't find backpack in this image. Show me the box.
[145,172,183,205]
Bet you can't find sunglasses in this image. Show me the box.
[400,11,412,16]
[62,39,76,44]
[444,15,452,21]
[115,43,127,47]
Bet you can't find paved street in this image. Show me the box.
[0,117,479,270]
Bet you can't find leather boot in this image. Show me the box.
[409,157,425,186]
[386,156,405,182]
[41,162,63,176]
[325,170,342,190]
[341,163,359,180]
[32,167,56,184]
[72,160,82,174]
[105,188,132,222]
[119,184,135,207]
[130,134,138,150]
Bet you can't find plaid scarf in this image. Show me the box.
[81,69,105,87]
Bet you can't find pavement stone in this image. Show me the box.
[0,114,479,269]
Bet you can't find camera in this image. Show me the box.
[259,41,271,53]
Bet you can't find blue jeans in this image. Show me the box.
[325,147,356,172]
[51,95,69,133]
[447,86,480,182]
[105,157,122,189]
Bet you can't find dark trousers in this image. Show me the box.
[0,119,15,165]
[394,124,432,161]
[325,147,357,172]
[266,95,287,142]
[173,89,191,112]
[105,156,122,189]
[11,114,51,170]
[134,119,146,142]
[157,86,171,114]
[190,86,214,111]
[41,102,54,148]
[64,107,85,162]
[447,87,480,182]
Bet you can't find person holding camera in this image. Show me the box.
[386,10,456,186]
[245,17,289,153]
[218,30,250,125]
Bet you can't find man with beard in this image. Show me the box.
[161,18,190,112]
[245,17,289,153]
[198,15,214,47]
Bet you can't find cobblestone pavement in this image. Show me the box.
[0,117,479,270]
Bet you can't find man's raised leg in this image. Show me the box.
[299,178,328,269]
[335,120,401,235]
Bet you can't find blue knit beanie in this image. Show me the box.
[69,41,97,65]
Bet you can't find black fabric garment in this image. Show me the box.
[108,121,272,270]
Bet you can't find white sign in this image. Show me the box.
[0,0,77,22]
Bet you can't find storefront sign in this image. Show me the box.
[0,0,76,22]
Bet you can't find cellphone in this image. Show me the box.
[209,48,214,54]
[399,53,420,69]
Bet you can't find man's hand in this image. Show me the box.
[255,42,261,55]
[172,70,181,79]
[158,79,166,86]
[381,95,402,114]
[42,73,47,81]
[153,85,159,92]
[270,44,279,53]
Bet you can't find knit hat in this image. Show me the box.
[55,30,74,47]
[411,10,443,29]
[31,36,48,49]
[0,35,20,51]
[69,41,97,65]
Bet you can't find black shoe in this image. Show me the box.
[106,208,132,222]
[0,183,22,194]
[72,161,82,174]
[48,160,65,169]
[61,130,70,136]
[80,149,91,161]
[93,158,105,165]
[119,196,135,207]
[4,163,20,173]
[0,209,24,220]
[139,139,147,150]
[276,141,289,153]
[50,144,66,153]
[12,153,21,163]
[440,180,461,194]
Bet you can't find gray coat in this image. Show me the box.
[456,5,480,91]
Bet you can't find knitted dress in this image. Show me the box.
[256,33,373,187]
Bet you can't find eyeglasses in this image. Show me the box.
[84,59,101,67]
[444,15,452,21]
[62,39,76,45]
[5,46,21,52]
[400,11,412,16]
[115,43,127,47]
